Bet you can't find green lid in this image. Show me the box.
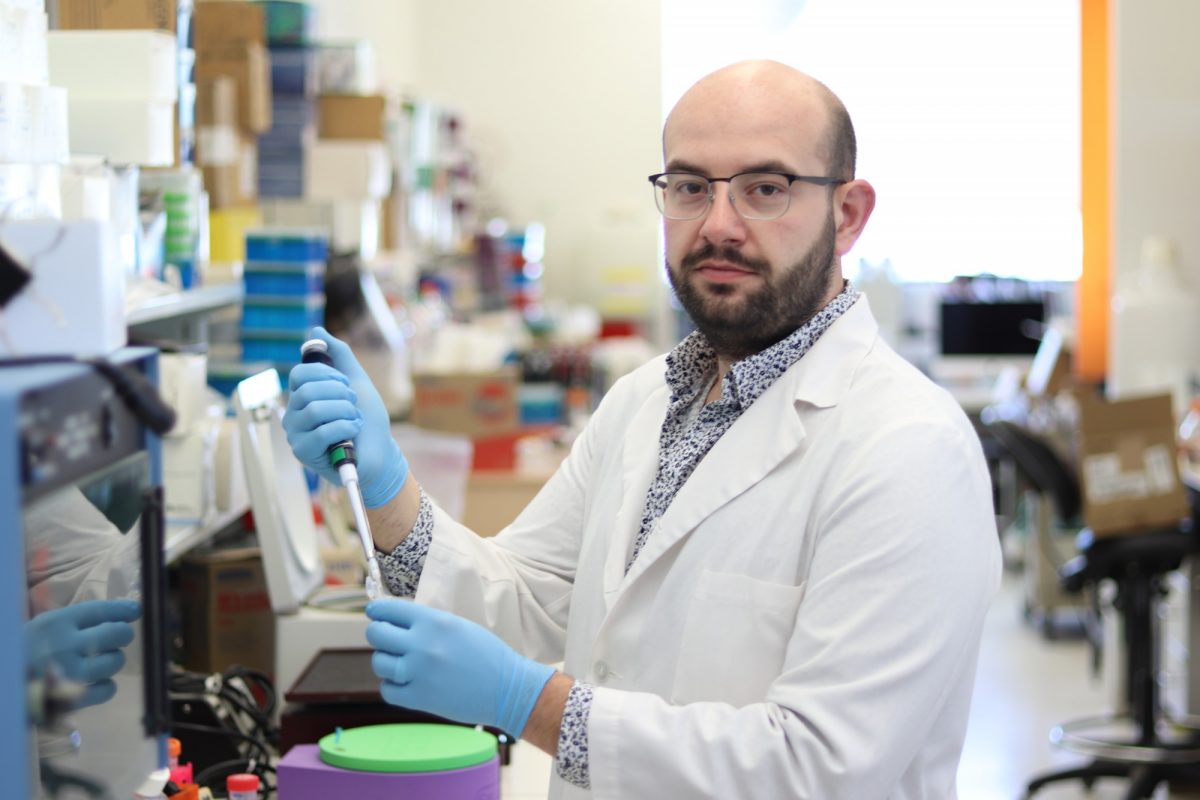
[318,724,497,773]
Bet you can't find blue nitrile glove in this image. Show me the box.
[25,599,141,708]
[366,599,556,739]
[283,326,409,508]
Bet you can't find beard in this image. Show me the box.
[667,209,838,361]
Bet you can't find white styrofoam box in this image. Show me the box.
[60,163,112,221]
[195,124,238,166]
[160,352,208,436]
[316,41,377,94]
[0,163,61,219]
[67,97,174,166]
[163,422,216,523]
[214,415,247,513]
[47,30,177,104]
[0,219,126,357]
[0,81,32,162]
[26,84,68,163]
[303,140,391,201]
[108,165,140,275]
[1,0,46,11]
[261,197,380,258]
[0,6,47,86]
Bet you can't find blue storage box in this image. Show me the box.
[246,230,328,262]
[241,294,326,331]
[243,261,325,295]
[271,94,315,126]
[241,331,311,366]
[269,46,315,95]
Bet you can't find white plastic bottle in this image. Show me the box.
[1109,236,1200,418]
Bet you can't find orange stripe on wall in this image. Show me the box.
[1077,0,1111,381]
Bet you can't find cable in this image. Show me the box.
[0,354,176,435]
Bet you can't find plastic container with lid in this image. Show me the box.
[226,773,260,800]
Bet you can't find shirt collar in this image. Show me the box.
[664,282,861,409]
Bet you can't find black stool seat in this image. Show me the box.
[1061,527,1193,592]
[1026,523,1200,799]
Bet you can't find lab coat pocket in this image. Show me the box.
[671,569,805,707]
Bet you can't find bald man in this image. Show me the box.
[284,61,1001,798]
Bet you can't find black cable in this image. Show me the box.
[169,720,272,765]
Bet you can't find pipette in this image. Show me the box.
[300,339,384,601]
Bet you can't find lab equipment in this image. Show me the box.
[232,367,372,706]
[277,723,499,799]
[0,347,171,799]
[300,337,383,601]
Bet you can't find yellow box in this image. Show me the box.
[209,205,262,263]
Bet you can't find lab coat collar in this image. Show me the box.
[601,295,880,606]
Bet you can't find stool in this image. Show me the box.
[1025,525,1200,799]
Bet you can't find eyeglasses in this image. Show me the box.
[648,171,847,221]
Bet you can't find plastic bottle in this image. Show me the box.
[1109,236,1200,418]
[1179,398,1200,486]
[226,773,260,800]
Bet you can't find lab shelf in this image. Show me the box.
[165,502,249,564]
[127,283,244,327]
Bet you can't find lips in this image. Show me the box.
[694,261,759,282]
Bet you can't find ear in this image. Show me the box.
[832,179,876,256]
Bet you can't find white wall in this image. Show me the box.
[1113,0,1200,287]
[307,0,666,335]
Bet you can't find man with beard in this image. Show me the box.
[284,60,1000,799]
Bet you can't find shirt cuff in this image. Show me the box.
[375,488,433,598]
[554,680,594,789]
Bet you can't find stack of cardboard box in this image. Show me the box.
[193,1,271,210]
[55,0,194,167]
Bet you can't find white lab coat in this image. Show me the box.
[416,296,1001,799]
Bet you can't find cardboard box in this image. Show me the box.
[411,369,520,438]
[193,0,265,52]
[463,470,554,537]
[55,0,179,33]
[202,134,258,209]
[194,42,272,134]
[1077,392,1190,536]
[178,547,276,677]
[303,139,391,200]
[317,94,386,140]
[196,75,237,128]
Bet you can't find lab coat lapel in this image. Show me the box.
[600,382,671,605]
[615,295,880,594]
[618,375,807,591]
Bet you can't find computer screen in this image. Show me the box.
[939,300,1045,356]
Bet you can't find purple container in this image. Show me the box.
[277,744,500,799]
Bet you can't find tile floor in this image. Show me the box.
[497,569,1200,799]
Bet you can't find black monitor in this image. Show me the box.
[939,300,1045,356]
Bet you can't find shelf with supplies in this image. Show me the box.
[127,282,244,345]
[165,502,249,565]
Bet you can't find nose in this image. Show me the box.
[696,182,748,247]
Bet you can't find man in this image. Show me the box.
[284,60,1000,798]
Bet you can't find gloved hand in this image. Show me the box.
[25,599,141,708]
[283,326,408,508]
[366,599,556,739]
